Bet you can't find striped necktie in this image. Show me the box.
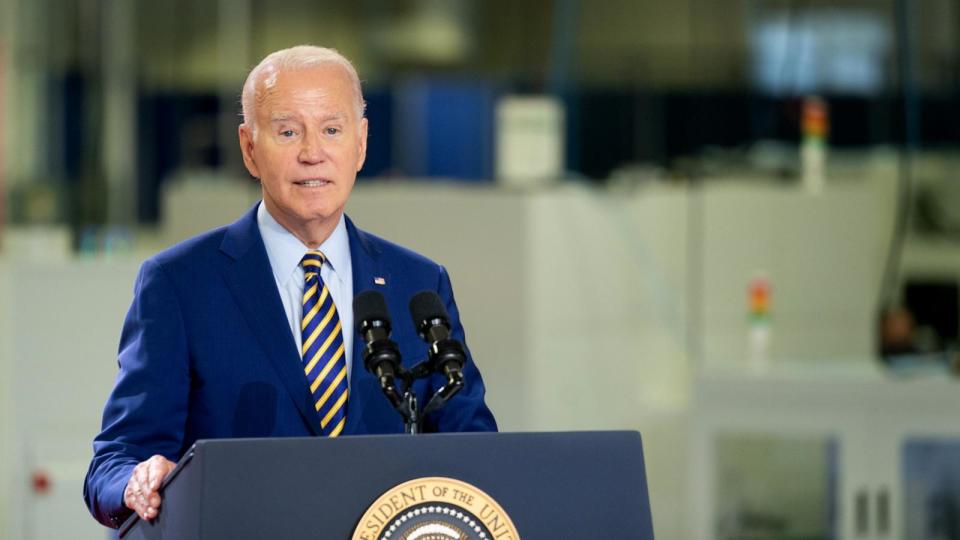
[300,250,348,437]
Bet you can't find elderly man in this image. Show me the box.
[84,45,497,528]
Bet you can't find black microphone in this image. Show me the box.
[408,291,466,378]
[354,291,402,399]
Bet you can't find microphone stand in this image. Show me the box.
[357,290,466,434]
[378,362,463,435]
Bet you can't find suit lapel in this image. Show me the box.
[219,204,323,436]
[344,217,391,434]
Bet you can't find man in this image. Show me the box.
[83,45,497,529]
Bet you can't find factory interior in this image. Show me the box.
[0,0,959,538]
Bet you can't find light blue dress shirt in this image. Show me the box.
[257,202,354,383]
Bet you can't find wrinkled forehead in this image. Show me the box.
[253,64,359,119]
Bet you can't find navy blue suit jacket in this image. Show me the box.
[83,204,497,527]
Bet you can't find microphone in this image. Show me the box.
[408,291,466,378]
[353,291,402,400]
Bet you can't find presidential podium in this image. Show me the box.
[119,431,654,539]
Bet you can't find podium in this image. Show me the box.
[120,431,654,539]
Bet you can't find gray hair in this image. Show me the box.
[240,45,366,128]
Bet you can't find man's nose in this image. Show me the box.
[298,131,327,163]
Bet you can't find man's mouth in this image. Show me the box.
[294,179,331,187]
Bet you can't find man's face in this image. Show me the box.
[239,64,367,240]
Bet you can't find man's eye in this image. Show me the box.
[280,130,296,137]
[325,127,340,135]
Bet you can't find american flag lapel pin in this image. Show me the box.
[374,276,386,285]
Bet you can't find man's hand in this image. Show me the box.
[123,455,176,521]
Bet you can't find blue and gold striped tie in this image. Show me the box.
[300,251,348,437]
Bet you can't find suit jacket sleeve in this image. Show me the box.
[83,259,191,528]
[421,265,498,433]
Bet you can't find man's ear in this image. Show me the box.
[356,117,368,172]
[238,124,260,178]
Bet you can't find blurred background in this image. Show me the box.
[0,0,959,538]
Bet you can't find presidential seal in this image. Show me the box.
[352,477,520,540]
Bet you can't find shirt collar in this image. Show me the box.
[257,202,352,288]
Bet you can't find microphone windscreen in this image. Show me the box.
[353,290,391,333]
[409,290,448,324]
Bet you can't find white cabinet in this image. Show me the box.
[689,362,960,540]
